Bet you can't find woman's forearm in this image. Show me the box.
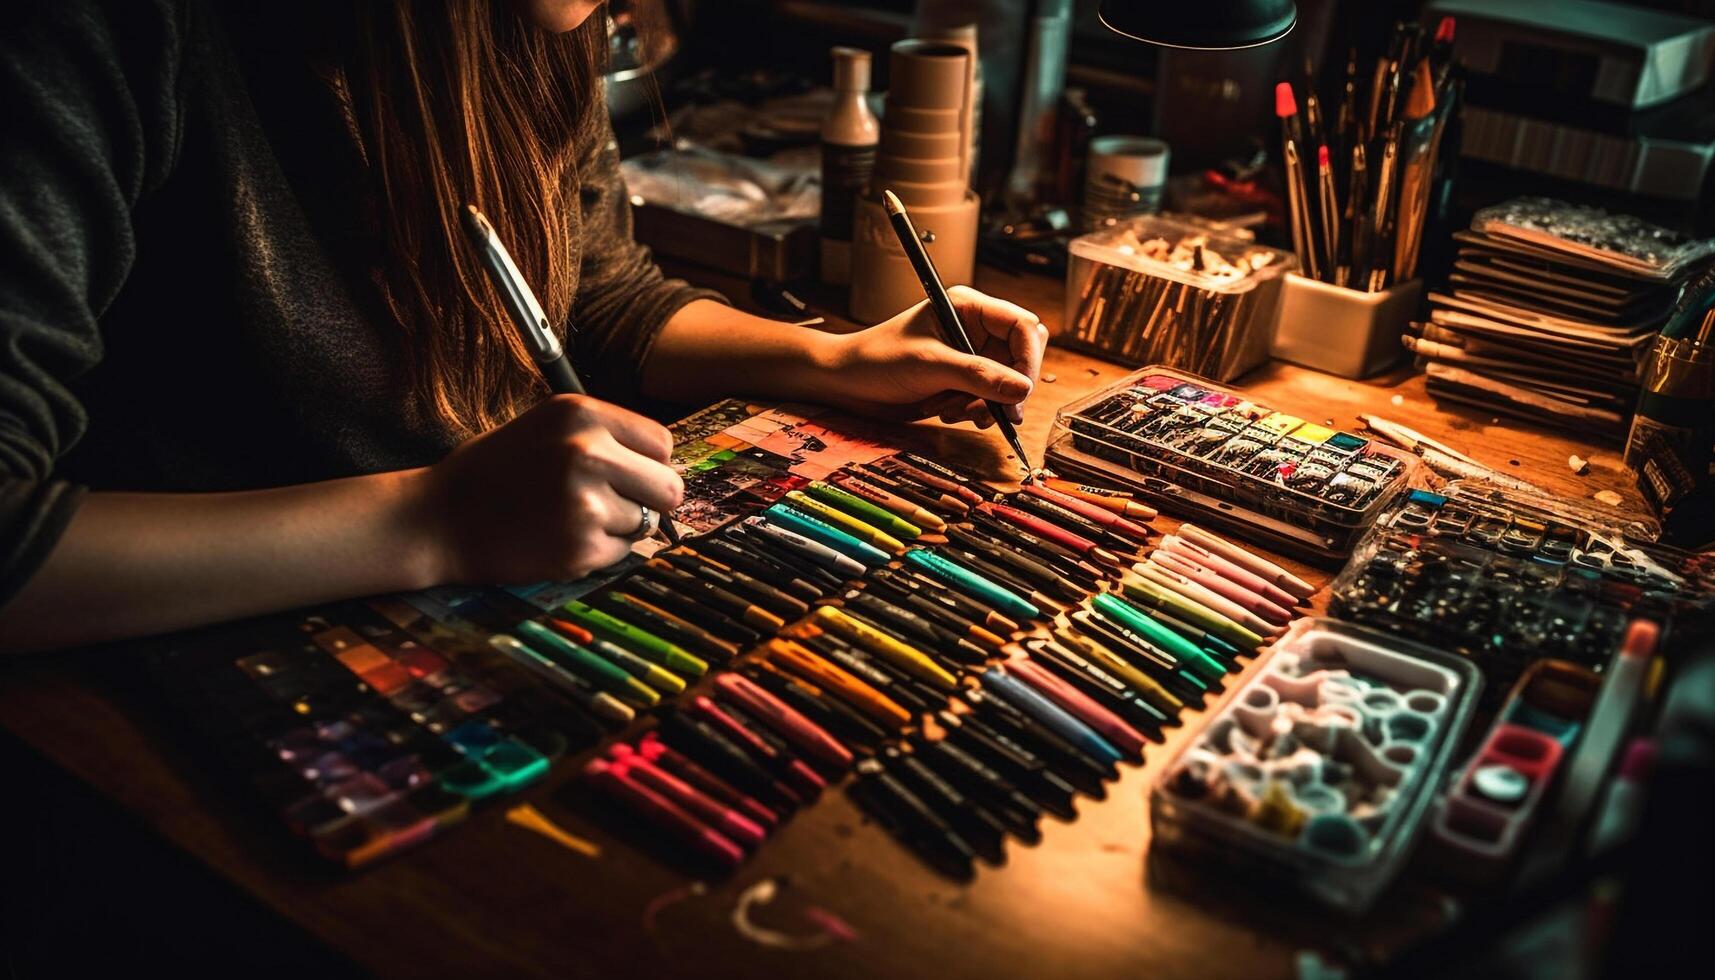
[0,469,441,654]
[641,299,847,404]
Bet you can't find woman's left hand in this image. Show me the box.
[819,286,1049,426]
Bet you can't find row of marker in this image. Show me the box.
[507,449,1319,874]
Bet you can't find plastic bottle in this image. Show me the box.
[819,47,880,286]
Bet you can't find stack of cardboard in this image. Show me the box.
[1410,198,1715,435]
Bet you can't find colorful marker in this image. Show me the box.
[487,634,636,725]
[609,743,768,847]
[1179,523,1316,600]
[637,733,778,828]
[1150,549,1294,625]
[1042,478,1158,520]
[510,621,660,706]
[782,490,907,554]
[1158,533,1300,609]
[813,605,959,691]
[1006,656,1147,759]
[740,516,868,577]
[1019,483,1152,541]
[765,638,913,729]
[714,673,854,769]
[980,668,1123,770]
[1090,593,1227,681]
[1124,568,1268,652]
[825,472,945,532]
[804,482,922,539]
[558,600,709,678]
[903,548,1040,621]
[764,504,894,566]
[583,758,744,868]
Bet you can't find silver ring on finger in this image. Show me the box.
[631,504,659,541]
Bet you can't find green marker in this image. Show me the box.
[805,481,921,539]
[588,637,687,694]
[783,490,906,553]
[559,600,708,677]
[1091,593,1226,681]
[509,622,660,707]
[763,504,892,566]
[1120,574,1264,652]
[904,548,1040,621]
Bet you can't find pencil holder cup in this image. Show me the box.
[848,189,980,323]
[1271,275,1423,379]
[849,37,980,324]
[1059,215,1294,382]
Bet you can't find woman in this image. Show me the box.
[0,0,1046,652]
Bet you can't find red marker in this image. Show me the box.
[878,458,985,506]
[1150,549,1294,625]
[689,696,826,796]
[712,673,854,770]
[1019,483,1151,541]
[583,758,744,868]
[1006,658,1146,759]
[547,617,596,646]
[983,502,1098,555]
[609,744,768,848]
[637,734,778,829]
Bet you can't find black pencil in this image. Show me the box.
[460,203,681,546]
[880,189,1036,479]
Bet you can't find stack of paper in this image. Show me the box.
[1411,198,1715,435]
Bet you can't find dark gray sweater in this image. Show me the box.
[0,1,716,606]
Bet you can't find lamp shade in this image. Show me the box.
[1098,0,1296,50]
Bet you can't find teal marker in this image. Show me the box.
[1091,593,1225,681]
[763,504,892,567]
[558,601,708,677]
[805,481,922,539]
[509,622,660,707]
[903,548,1040,621]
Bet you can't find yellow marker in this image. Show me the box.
[1052,626,1184,714]
[505,803,601,858]
[783,491,907,555]
[813,606,957,691]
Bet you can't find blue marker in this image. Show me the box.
[764,504,892,567]
[903,548,1040,621]
[980,668,1122,771]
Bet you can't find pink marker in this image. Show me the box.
[584,758,745,868]
[1178,524,1315,600]
[1138,560,1285,638]
[1152,549,1294,625]
[1158,533,1301,609]
[1006,657,1146,759]
[609,745,769,848]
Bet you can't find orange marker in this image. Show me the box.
[1042,479,1158,520]
[765,638,912,730]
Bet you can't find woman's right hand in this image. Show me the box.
[413,394,684,584]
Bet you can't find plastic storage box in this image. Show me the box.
[1060,216,1295,382]
[1150,618,1482,913]
[1044,366,1419,565]
[1327,480,1715,700]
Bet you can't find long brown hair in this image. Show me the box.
[338,1,605,438]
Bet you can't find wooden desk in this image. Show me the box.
[0,264,1637,978]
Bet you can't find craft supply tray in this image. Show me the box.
[1327,481,1715,698]
[1060,217,1294,382]
[1149,618,1482,913]
[1045,366,1419,564]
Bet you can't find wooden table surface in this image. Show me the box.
[0,262,1639,978]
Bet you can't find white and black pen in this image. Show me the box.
[460,204,681,546]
